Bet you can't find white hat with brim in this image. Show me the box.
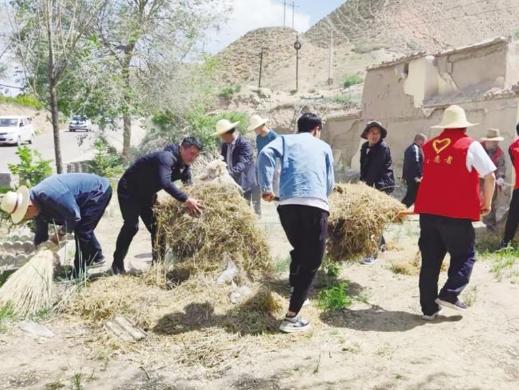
[247,114,268,132]
[431,105,479,129]
[481,128,504,142]
[0,186,30,224]
[213,119,240,136]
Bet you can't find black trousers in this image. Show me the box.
[74,186,112,275]
[503,189,519,244]
[278,205,328,314]
[113,180,164,270]
[402,179,420,208]
[418,214,476,315]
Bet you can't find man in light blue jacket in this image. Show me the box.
[258,112,335,333]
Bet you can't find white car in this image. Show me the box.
[69,115,93,132]
[0,116,34,146]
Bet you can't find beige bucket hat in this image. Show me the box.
[0,186,30,224]
[213,119,240,136]
[481,128,504,142]
[431,105,478,129]
[247,114,268,132]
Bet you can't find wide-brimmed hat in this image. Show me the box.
[213,119,240,136]
[0,186,30,224]
[431,105,478,129]
[481,128,504,142]
[361,121,388,139]
[247,114,268,132]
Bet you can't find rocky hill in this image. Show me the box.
[216,0,519,92]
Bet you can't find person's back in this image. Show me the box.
[276,133,333,202]
[123,151,174,198]
[31,173,109,208]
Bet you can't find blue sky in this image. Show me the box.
[208,0,346,52]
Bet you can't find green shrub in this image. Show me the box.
[332,95,353,105]
[0,94,43,110]
[218,84,241,99]
[343,74,363,89]
[318,282,352,311]
[146,108,249,154]
[8,146,52,187]
[89,138,125,178]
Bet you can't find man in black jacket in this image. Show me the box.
[112,137,203,274]
[402,133,427,208]
[214,119,260,215]
[359,121,395,265]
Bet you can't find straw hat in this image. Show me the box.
[481,128,504,142]
[213,119,240,136]
[247,114,268,132]
[431,105,478,129]
[0,186,30,224]
[361,121,388,139]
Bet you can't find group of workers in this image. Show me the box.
[1,104,517,333]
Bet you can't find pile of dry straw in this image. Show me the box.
[154,181,272,279]
[327,183,406,261]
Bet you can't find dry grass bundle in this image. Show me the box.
[328,183,406,261]
[0,244,59,317]
[154,182,272,279]
[389,251,449,276]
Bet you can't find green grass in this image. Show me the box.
[332,95,353,105]
[318,282,352,311]
[480,247,519,281]
[274,257,290,273]
[0,94,43,110]
[343,74,363,88]
[218,84,241,99]
[0,304,15,331]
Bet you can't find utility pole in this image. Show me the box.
[282,0,287,27]
[291,1,295,29]
[258,47,265,88]
[327,29,334,86]
[294,35,301,91]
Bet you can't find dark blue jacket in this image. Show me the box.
[402,143,424,182]
[221,136,257,192]
[121,147,190,203]
[30,173,111,244]
[360,140,395,193]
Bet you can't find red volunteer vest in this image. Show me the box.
[509,138,519,189]
[414,129,481,221]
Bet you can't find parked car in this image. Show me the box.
[69,115,92,132]
[0,116,34,146]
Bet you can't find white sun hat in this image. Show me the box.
[0,186,30,224]
[213,119,240,136]
[431,105,479,129]
[247,114,268,132]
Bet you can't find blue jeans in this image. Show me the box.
[418,214,476,315]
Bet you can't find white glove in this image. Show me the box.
[496,178,505,187]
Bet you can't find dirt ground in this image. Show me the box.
[0,200,518,390]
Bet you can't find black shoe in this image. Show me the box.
[435,297,468,311]
[111,264,126,275]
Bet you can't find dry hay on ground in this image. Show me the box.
[64,268,286,373]
[328,183,406,261]
[0,244,59,317]
[154,182,272,279]
[389,251,449,276]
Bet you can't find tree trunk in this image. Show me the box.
[49,83,63,173]
[45,0,63,173]
[122,54,132,160]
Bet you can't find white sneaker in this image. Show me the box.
[360,257,377,265]
[279,315,311,333]
[422,308,442,321]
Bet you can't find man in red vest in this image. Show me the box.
[414,105,496,320]
[501,123,519,248]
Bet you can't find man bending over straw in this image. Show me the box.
[1,173,112,278]
[112,137,203,275]
[258,112,335,333]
